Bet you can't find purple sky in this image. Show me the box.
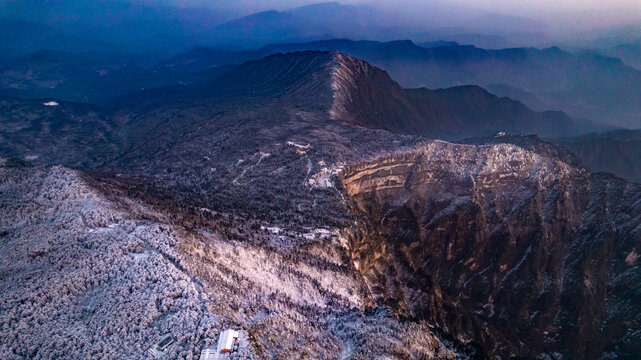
[177,0,640,29]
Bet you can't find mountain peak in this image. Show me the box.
[328,52,414,130]
[206,50,606,139]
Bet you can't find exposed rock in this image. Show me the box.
[341,140,641,359]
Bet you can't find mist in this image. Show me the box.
[2,0,639,56]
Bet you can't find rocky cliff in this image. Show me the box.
[341,140,641,359]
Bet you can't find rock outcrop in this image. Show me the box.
[341,140,641,359]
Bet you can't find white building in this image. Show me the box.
[217,329,239,354]
[199,347,217,360]
[200,329,239,360]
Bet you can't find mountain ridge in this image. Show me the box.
[160,38,641,128]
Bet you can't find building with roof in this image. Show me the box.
[217,329,239,354]
[199,346,217,360]
[200,329,240,360]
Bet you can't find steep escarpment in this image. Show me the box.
[326,52,603,139]
[328,52,426,133]
[340,140,641,359]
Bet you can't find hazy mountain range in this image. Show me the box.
[2,0,639,57]
[4,38,640,129]
[161,39,641,128]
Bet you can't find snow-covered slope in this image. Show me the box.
[0,159,459,359]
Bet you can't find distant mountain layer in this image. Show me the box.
[164,39,641,128]
[131,51,607,140]
[2,0,539,55]
[559,129,641,183]
[600,42,641,70]
[5,39,639,131]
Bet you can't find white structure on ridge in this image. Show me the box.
[200,329,240,360]
[217,329,239,353]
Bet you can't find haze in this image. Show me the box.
[181,0,641,26]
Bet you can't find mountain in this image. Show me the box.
[277,40,641,128]
[0,160,465,359]
[600,42,641,70]
[342,140,641,359]
[144,50,606,139]
[211,3,402,46]
[10,39,639,132]
[403,85,608,138]
[1,51,607,169]
[168,39,641,128]
[286,2,386,27]
[29,50,600,232]
[483,83,550,112]
[104,52,641,358]
[213,10,326,45]
[419,40,460,48]
[558,129,641,183]
[0,51,466,359]
[0,0,236,55]
[1,50,640,359]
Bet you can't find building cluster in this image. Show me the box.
[308,163,344,188]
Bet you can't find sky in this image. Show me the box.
[179,0,641,29]
[198,0,641,14]
[437,0,640,12]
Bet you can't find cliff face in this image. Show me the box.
[329,52,425,133]
[341,140,641,359]
[327,52,603,140]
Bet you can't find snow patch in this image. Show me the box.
[286,141,310,150]
[260,226,282,234]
